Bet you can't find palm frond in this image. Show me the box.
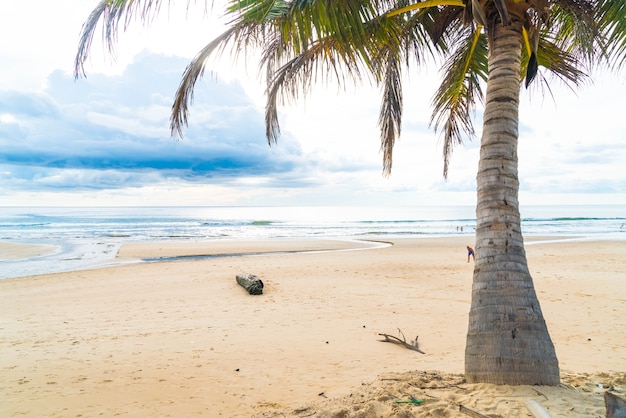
[403,6,442,62]
[529,33,589,91]
[172,0,397,144]
[264,35,366,145]
[373,5,447,176]
[258,1,440,175]
[386,0,464,18]
[230,0,386,56]
[378,50,403,176]
[547,0,598,67]
[171,23,261,139]
[597,0,626,68]
[74,1,108,78]
[426,5,465,46]
[170,0,300,139]
[430,26,487,178]
[75,0,209,78]
[226,0,289,23]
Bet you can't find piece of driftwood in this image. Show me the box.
[235,274,264,295]
[527,399,553,418]
[459,404,492,418]
[605,391,626,418]
[378,328,425,354]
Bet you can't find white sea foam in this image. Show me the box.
[1,205,624,279]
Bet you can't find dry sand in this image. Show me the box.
[0,237,624,417]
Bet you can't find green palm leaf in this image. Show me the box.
[430,24,487,178]
[378,49,403,176]
[263,35,367,144]
[597,0,626,68]
[171,24,258,139]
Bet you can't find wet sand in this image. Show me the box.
[0,241,57,261]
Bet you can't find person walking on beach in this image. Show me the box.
[467,246,475,262]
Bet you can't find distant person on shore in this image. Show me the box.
[467,246,475,262]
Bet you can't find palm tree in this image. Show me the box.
[75,0,626,385]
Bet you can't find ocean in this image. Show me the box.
[1,205,624,279]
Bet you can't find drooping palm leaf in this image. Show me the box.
[258,2,439,175]
[373,8,438,175]
[430,25,487,178]
[597,0,626,68]
[171,24,260,139]
[378,49,403,176]
[227,0,289,23]
[263,35,367,144]
[547,0,598,67]
[75,0,195,77]
[74,1,108,77]
[402,6,441,61]
[534,33,589,89]
[248,1,387,145]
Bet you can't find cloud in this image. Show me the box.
[0,91,59,118]
[0,53,308,192]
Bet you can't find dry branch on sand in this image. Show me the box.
[378,328,425,354]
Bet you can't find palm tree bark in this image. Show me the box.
[464,21,560,385]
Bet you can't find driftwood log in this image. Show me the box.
[236,274,264,295]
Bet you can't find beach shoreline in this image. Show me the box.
[1,236,624,417]
[0,241,58,262]
[0,233,607,280]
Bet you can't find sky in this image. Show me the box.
[0,1,625,207]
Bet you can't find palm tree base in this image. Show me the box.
[465,332,560,385]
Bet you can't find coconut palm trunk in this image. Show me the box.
[465,21,559,385]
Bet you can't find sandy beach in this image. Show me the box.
[1,237,624,417]
[0,241,57,262]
